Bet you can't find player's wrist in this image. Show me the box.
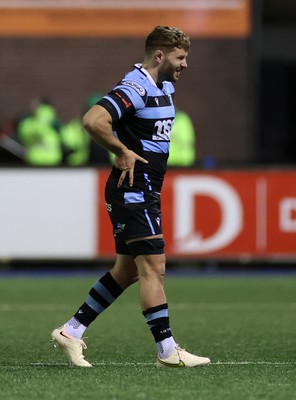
[113,145,130,157]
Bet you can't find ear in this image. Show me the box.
[154,49,164,64]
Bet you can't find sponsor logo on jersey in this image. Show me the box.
[153,119,174,140]
[121,80,146,96]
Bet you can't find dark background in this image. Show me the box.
[0,0,295,166]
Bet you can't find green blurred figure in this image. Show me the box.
[60,118,90,166]
[167,109,196,167]
[17,94,109,167]
[59,92,106,167]
[18,100,62,166]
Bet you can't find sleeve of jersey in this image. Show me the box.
[97,83,147,122]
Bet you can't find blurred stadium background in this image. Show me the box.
[0,0,296,273]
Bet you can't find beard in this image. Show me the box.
[161,66,181,82]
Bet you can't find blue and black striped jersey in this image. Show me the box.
[97,63,175,192]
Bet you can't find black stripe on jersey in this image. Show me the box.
[100,90,136,118]
[98,98,119,121]
[146,95,173,108]
[112,89,135,113]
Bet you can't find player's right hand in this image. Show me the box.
[115,150,148,188]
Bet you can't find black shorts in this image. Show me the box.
[105,174,163,255]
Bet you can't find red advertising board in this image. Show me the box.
[97,170,296,260]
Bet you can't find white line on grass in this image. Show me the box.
[0,304,72,312]
[1,303,296,312]
[28,361,296,367]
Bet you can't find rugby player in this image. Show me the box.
[51,26,210,368]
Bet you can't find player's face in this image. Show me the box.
[160,47,188,82]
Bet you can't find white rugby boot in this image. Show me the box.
[51,325,92,367]
[156,345,210,368]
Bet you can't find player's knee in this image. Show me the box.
[111,256,139,289]
[126,238,165,257]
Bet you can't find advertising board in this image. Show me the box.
[98,170,296,260]
[1,168,295,260]
[0,0,251,38]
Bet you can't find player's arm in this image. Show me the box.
[83,105,147,187]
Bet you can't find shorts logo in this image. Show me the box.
[121,80,146,97]
[114,222,126,236]
[106,202,112,212]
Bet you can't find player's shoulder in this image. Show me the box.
[120,78,147,97]
[120,66,149,97]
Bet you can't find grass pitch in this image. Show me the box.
[0,272,295,400]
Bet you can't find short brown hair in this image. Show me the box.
[145,26,190,55]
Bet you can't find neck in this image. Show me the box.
[142,59,162,85]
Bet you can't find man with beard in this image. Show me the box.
[51,26,210,369]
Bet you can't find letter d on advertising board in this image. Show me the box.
[173,176,243,254]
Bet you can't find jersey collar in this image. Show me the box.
[134,63,157,87]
